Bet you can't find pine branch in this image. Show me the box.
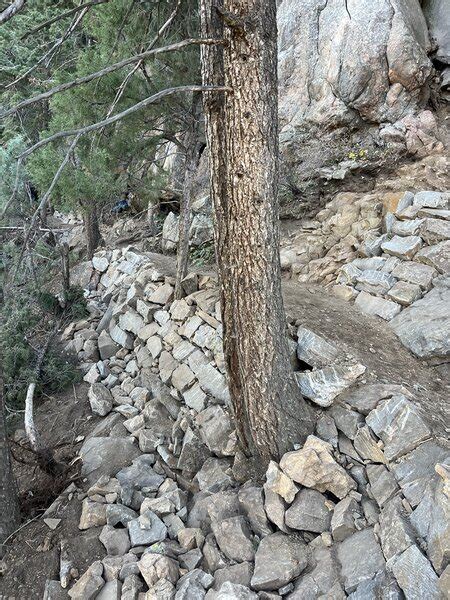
[20,0,109,40]
[1,38,225,118]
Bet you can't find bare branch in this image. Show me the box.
[1,39,224,118]
[0,0,26,25]
[21,0,109,40]
[19,85,230,159]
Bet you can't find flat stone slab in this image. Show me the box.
[337,528,386,593]
[355,270,397,295]
[413,191,449,210]
[390,279,450,359]
[296,327,340,368]
[381,235,422,259]
[391,260,437,289]
[285,488,333,533]
[415,240,450,274]
[355,291,401,321]
[420,218,450,245]
[295,363,366,407]
[388,544,440,599]
[387,280,422,306]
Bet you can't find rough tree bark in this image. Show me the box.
[200,0,314,462]
[82,204,102,260]
[174,91,204,299]
[0,380,20,557]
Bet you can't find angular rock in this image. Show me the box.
[80,436,140,485]
[353,426,386,463]
[346,570,402,600]
[265,460,298,503]
[391,218,424,237]
[99,525,131,556]
[420,218,450,245]
[171,363,195,392]
[109,324,134,349]
[138,552,179,587]
[96,580,121,600]
[295,363,366,407]
[388,544,440,599]
[355,270,397,295]
[116,454,164,491]
[391,441,449,507]
[67,561,104,599]
[329,404,364,440]
[366,395,431,461]
[415,240,450,274]
[79,499,107,530]
[196,363,229,404]
[337,383,410,415]
[331,496,361,542]
[285,488,333,533]
[355,291,401,321]
[366,464,399,507]
[337,528,385,593]
[196,457,234,493]
[106,504,138,527]
[210,582,257,599]
[183,384,207,412]
[119,311,144,336]
[387,280,422,306]
[196,405,236,457]
[287,545,341,599]
[238,483,273,538]
[391,260,437,289]
[213,562,253,591]
[379,497,416,562]
[413,191,449,210]
[98,330,119,360]
[177,427,211,473]
[296,327,339,368]
[390,280,450,359]
[280,436,356,499]
[251,532,307,591]
[212,516,255,562]
[381,235,422,259]
[88,383,113,417]
[127,510,167,547]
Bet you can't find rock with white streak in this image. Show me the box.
[295,363,366,407]
[381,235,422,259]
[296,327,339,368]
[88,383,113,416]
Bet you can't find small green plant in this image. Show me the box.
[190,241,215,267]
[348,148,369,161]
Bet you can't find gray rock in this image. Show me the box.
[329,404,364,440]
[116,454,164,491]
[285,489,333,533]
[391,218,424,237]
[337,528,386,593]
[98,330,119,360]
[415,240,450,274]
[238,483,273,538]
[209,582,257,599]
[420,218,450,245]
[196,363,230,404]
[88,383,113,417]
[295,363,366,407]
[355,270,397,295]
[315,414,338,447]
[80,437,140,484]
[177,427,211,473]
[96,580,122,600]
[213,563,253,591]
[176,569,214,599]
[265,460,298,503]
[391,441,449,507]
[379,497,416,562]
[287,545,341,599]
[355,291,401,321]
[337,383,410,415]
[331,496,361,542]
[196,458,234,493]
[353,426,386,463]
[391,260,437,289]
[347,570,402,600]
[296,327,339,368]
[99,525,131,556]
[183,384,207,412]
[390,279,450,359]
[280,436,356,499]
[366,464,399,507]
[212,516,255,562]
[106,504,137,527]
[118,311,144,336]
[387,280,422,306]
[43,580,69,600]
[148,283,174,305]
[388,544,440,599]
[121,574,143,600]
[196,405,236,457]
[128,510,167,547]
[410,465,450,574]
[251,532,307,591]
[381,235,422,259]
[79,498,107,530]
[138,552,179,587]
[413,191,449,210]
[67,561,105,599]
[366,395,431,461]
[109,324,134,349]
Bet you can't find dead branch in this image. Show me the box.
[13,134,81,276]
[1,39,225,118]
[19,85,231,159]
[0,0,26,25]
[21,0,109,40]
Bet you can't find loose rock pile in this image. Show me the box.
[281,189,449,362]
[44,247,448,599]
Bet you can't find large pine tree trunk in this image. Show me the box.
[0,381,20,556]
[174,92,203,299]
[200,0,314,461]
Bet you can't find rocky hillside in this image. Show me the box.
[1,245,448,599]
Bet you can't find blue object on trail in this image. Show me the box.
[111,199,129,214]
